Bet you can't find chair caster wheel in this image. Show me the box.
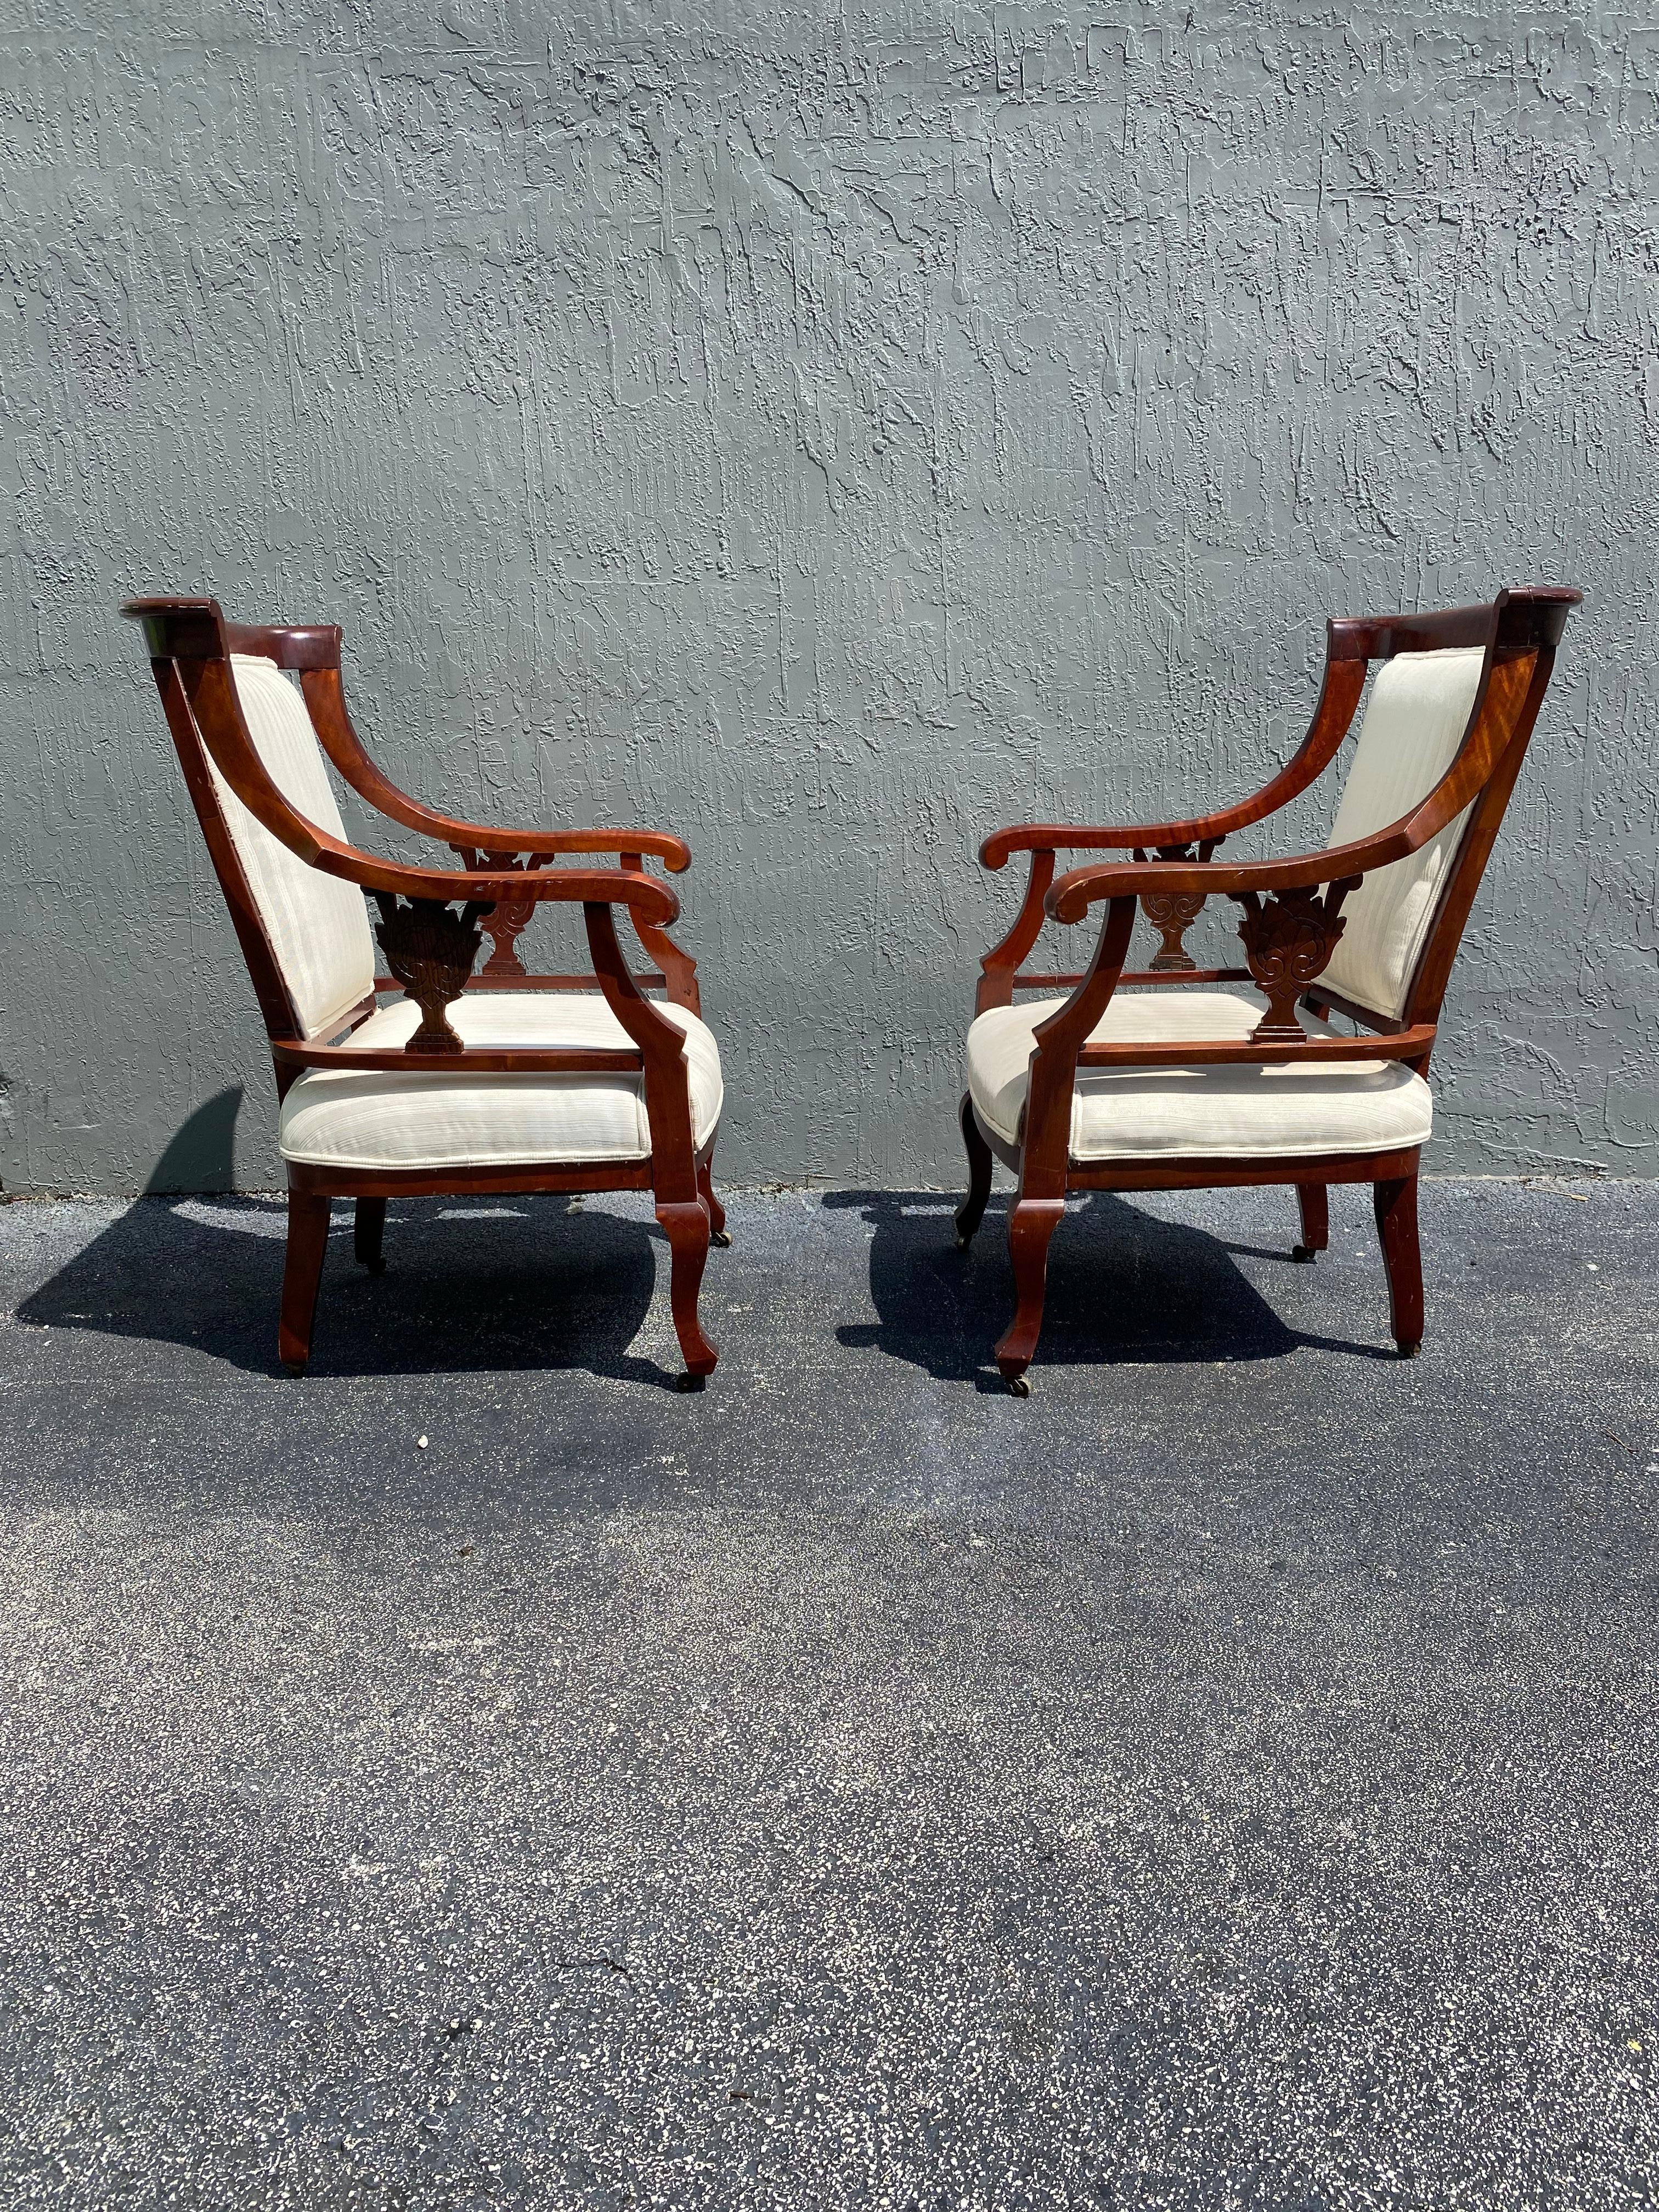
[676,1370,708,1392]
[1291,1245,1316,1264]
[711,1229,732,1249]
[955,1232,972,1252]
[361,1257,386,1276]
[1005,1372,1030,1397]
[279,1359,307,1379]
[1397,1339,1421,1360]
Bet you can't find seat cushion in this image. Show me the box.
[278,993,723,1171]
[964,990,1432,1162]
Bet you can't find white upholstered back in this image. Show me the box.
[206,653,376,1040]
[1320,645,1486,1020]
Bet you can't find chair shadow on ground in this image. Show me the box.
[826,1189,1396,1386]
[18,1192,684,1389]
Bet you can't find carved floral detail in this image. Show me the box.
[1233,878,1358,1042]
[374,894,488,1053]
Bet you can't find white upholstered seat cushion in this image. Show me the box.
[210,654,377,1040]
[1321,646,1486,1019]
[278,993,723,1170]
[964,990,1431,1162]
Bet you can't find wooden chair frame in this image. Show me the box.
[956,585,1582,1391]
[123,596,726,1387]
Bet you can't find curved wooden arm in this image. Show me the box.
[979,652,1368,870]
[300,665,691,872]
[1046,644,1541,924]
[176,657,679,922]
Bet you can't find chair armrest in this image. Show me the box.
[300,664,691,871]
[979,654,1370,870]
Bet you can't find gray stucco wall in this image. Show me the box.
[2,2,1654,1194]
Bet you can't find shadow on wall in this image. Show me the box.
[144,1086,245,1193]
[827,1189,1397,1385]
[16,1186,676,1385]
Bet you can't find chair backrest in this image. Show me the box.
[205,653,376,1039]
[1319,646,1487,1021]
[127,600,376,1043]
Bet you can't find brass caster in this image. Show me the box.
[710,1229,732,1249]
[955,1232,972,1252]
[1290,1244,1316,1264]
[360,1256,386,1276]
[676,1370,708,1393]
[1397,1339,1421,1360]
[1005,1372,1031,1398]
[279,1360,308,1379]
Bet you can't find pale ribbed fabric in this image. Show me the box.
[279,992,723,1170]
[964,990,1431,1161]
[206,653,376,1040]
[1321,646,1486,1020]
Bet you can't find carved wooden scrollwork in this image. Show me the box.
[1232,877,1359,1042]
[373,894,489,1053]
[453,847,550,977]
[1134,839,1223,972]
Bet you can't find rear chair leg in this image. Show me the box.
[1374,1175,1423,1357]
[1293,1182,1329,1263]
[279,1192,331,1375]
[995,1197,1065,1395]
[955,1093,994,1250]
[697,1153,730,1247]
[657,1199,719,1389]
[354,1195,387,1274]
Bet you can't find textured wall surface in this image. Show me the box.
[1,1,1654,1193]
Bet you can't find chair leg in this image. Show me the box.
[955,1092,994,1250]
[1373,1175,1423,1357]
[697,1152,730,1247]
[657,1199,719,1388]
[1293,1182,1329,1263]
[279,1193,331,1375]
[354,1195,387,1274]
[995,1197,1065,1395]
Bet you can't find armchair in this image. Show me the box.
[124,597,727,1386]
[957,586,1581,1391]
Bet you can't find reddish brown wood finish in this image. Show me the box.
[959,585,1581,1387]
[123,594,725,1385]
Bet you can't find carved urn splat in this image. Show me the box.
[373,894,489,1052]
[1134,839,1222,971]
[452,847,551,977]
[1233,877,1359,1042]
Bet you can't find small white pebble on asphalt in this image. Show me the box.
[417,1436,428,1449]
[1587,1263,1598,1271]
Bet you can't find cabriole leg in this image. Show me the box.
[1373,1175,1423,1357]
[1294,1183,1329,1263]
[995,1196,1065,1395]
[354,1195,387,1274]
[698,1152,730,1247]
[279,1192,331,1375]
[657,1199,718,1388]
[955,1093,994,1250]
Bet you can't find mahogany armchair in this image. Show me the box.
[957,586,1581,1391]
[124,597,726,1386]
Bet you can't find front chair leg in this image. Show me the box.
[1373,1175,1423,1357]
[955,1093,994,1250]
[279,1192,332,1375]
[995,1196,1065,1395]
[1293,1182,1329,1262]
[354,1195,387,1274]
[657,1199,719,1388]
[697,1152,730,1247]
